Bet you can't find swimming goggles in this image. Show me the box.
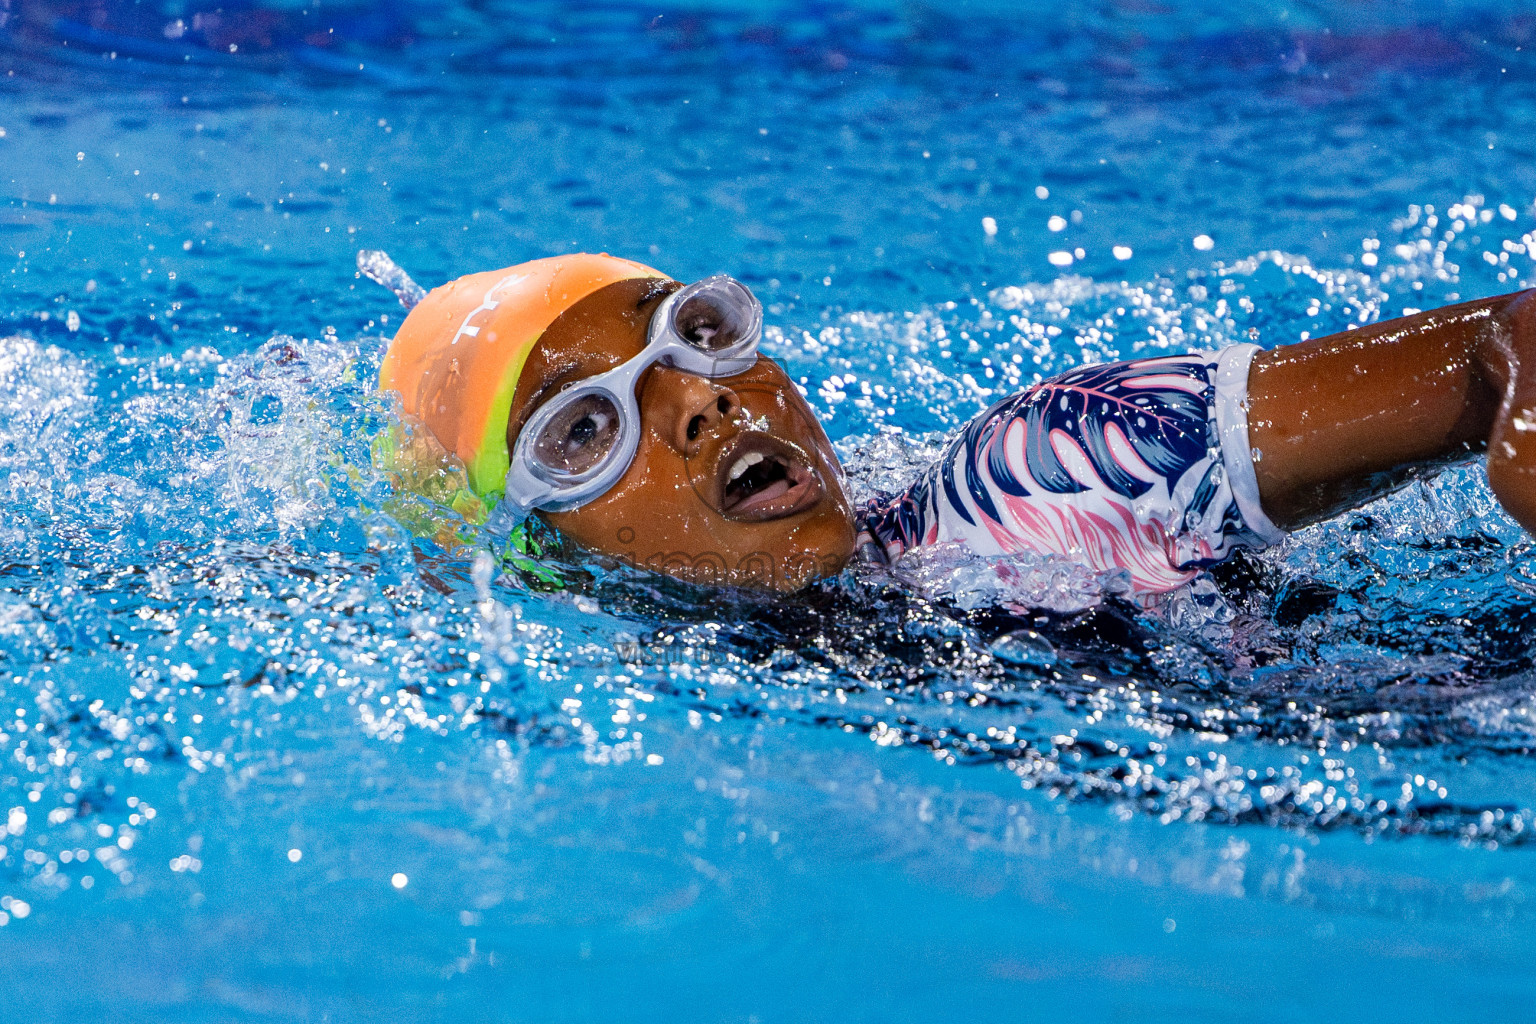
[502,275,763,514]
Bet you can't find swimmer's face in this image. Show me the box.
[508,278,857,591]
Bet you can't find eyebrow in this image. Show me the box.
[639,278,679,306]
[513,364,590,437]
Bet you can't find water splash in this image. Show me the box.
[3,230,1536,932]
[356,249,428,311]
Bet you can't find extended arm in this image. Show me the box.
[1247,288,1536,531]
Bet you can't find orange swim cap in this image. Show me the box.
[378,253,667,499]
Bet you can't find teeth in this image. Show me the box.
[727,450,765,484]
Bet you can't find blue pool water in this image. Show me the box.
[3,1,1536,1018]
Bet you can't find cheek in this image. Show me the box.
[614,437,706,521]
[549,439,712,548]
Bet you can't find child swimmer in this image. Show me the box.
[370,251,1536,595]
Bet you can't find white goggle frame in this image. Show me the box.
[502,275,762,515]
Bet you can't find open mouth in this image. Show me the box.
[714,432,824,522]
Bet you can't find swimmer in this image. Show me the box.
[367,251,1536,595]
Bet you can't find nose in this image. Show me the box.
[641,364,740,454]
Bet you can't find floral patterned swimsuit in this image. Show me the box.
[856,344,1286,594]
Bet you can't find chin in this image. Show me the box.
[596,504,855,592]
[738,505,858,592]
[546,464,856,591]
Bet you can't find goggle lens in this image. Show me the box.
[668,277,759,354]
[531,391,621,477]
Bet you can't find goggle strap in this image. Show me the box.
[483,491,532,540]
